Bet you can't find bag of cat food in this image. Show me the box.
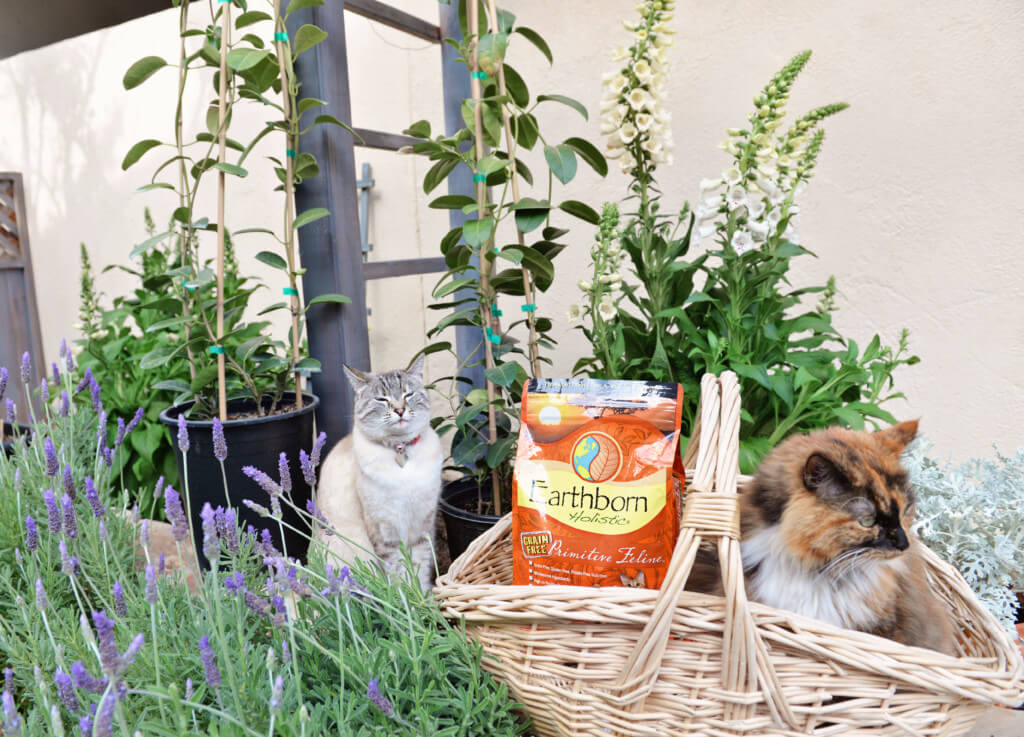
[512,378,684,589]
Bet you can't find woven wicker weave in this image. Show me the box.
[435,372,1024,737]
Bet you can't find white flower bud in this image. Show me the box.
[619,123,638,144]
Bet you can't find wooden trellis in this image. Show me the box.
[0,172,44,424]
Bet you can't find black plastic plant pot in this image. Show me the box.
[159,392,319,569]
[2,422,26,458]
[438,477,502,563]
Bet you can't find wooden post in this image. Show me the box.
[214,0,230,421]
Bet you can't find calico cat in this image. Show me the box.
[694,420,956,654]
[314,356,442,592]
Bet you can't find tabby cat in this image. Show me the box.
[695,420,956,654]
[314,356,442,592]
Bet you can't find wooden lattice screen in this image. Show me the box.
[0,172,44,426]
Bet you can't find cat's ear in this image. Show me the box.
[874,420,919,450]
[407,353,426,379]
[802,452,852,500]
[342,364,371,389]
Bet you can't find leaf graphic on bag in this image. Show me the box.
[589,438,621,482]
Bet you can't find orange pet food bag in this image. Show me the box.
[512,378,684,589]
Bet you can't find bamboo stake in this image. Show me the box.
[176,1,197,382]
[468,0,501,516]
[214,0,231,422]
[273,0,304,409]
[484,0,541,378]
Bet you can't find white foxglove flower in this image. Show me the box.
[767,187,786,207]
[782,224,800,244]
[567,304,583,323]
[696,203,719,223]
[626,88,651,111]
[577,279,592,293]
[726,185,748,210]
[748,197,766,219]
[619,123,638,144]
[699,178,724,193]
[633,59,654,84]
[635,113,653,132]
[748,220,769,241]
[635,28,648,42]
[606,133,625,151]
[620,150,637,172]
[598,298,616,320]
[731,230,754,255]
[641,137,662,155]
[766,208,782,227]
[724,167,742,186]
[613,46,630,62]
[605,146,625,160]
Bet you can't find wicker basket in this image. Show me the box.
[435,372,1024,737]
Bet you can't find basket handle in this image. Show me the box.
[614,373,798,729]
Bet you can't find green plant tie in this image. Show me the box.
[274,32,289,42]
[286,149,297,159]
[471,71,487,80]
[181,280,196,291]
[521,303,537,313]
[473,173,486,182]
[283,287,299,296]
[217,0,230,4]
[491,305,502,317]
[484,327,501,345]
[208,346,225,355]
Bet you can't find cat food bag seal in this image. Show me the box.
[512,378,684,589]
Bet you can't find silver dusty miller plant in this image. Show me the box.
[905,437,1024,631]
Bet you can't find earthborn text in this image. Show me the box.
[528,480,648,527]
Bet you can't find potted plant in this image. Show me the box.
[403,0,607,559]
[120,0,348,563]
[574,46,919,472]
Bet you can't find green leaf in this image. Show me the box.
[511,197,550,233]
[139,346,179,370]
[557,200,598,224]
[121,139,162,170]
[794,366,818,391]
[191,365,219,393]
[514,27,552,64]
[429,195,476,210]
[297,97,327,116]
[294,357,322,372]
[235,336,267,363]
[311,114,352,132]
[143,316,191,333]
[293,207,330,229]
[513,113,539,150]
[486,436,517,469]
[293,24,328,56]
[833,406,865,430]
[564,137,607,176]
[502,65,529,107]
[213,162,248,177]
[484,362,519,388]
[306,293,351,307]
[463,218,494,248]
[423,158,459,194]
[151,379,191,394]
[433,277,477,299]
[285,0,325,19]
[129,230,173,259]
[255,251,287,269]
[236,11,272,28]
[123,56,167,90]
[135,182,176,193]
[536,94,588,120]
[477,155,508,176]
[543,144,577,185]
[227,48,270,71]
[404,119,431,138]
[731,363,772,391]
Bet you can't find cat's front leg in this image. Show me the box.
[409,533,436,593]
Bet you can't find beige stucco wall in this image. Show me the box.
[0,1,1021,462]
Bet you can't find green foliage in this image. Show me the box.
[0,350,527,735]
[408,2,606,503]
[121,2,352,418]
[576,51,918,472]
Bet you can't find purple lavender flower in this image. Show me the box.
[299,449,316,487]
[242,465,282,497]
[215,507,238,555]
[62,465,76,500]
[59,390,70,418]
[125,407,144,436]
[154,475,165,500]
[91,611,119,677]
[140,520,149,548]
[98,521,108,541]
[61,494,77,539]
[73,369,91,395]
[243,589,271,617]
[113,582,127,617]
[184,678,194,701]
[281,639,291,664]
[43,437,59,477]
[258,528,280,559]
[102,445,113,468]
[212,417,227,461]
[269,673,284,713]
[158,553,166,574]
[40,378,49,405]
[114,418,126,449]
[322,564,355,597]
[3,667,11,694]
[198,636,221,688]
[20,352,31,384]
[51,362,60,386]
[305,498,331,534]
[278,452,292,495]
[122,633,144,664]
[84,477,105,519]
[43,489,61,533]
[59,540,75,576]
[144,565,157,604]
[13,548,21,565]
[2,687,22,736]
[35,579,48,611]
[0,367,8,402]
[59,338,67,359]
[242,498,271,517]
[163,487,188,543]
[54,669,79,713]
[223,571,244,592]
[70,556,80,575]
[24,517,37,553]
[89,376,102,414]
[310,431,327,469]
[367,679,393,716]
[96,410,107,448]
[78,715,93,737]
[93,691,117,737]
[177,413,189,453]
[5,398,15,425]
[199,503,219,561]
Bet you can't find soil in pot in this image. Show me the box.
[159,392,319,569]
[438,477,510,563]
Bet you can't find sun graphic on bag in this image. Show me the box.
[571,432,623,483]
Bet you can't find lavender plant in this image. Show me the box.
[904,438,1024,630]
[0,347,526,736]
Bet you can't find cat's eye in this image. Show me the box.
[374,396,389,403]
[858,515,876,528]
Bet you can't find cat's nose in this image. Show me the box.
[889,527,909,551]
[394,406,406,417]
